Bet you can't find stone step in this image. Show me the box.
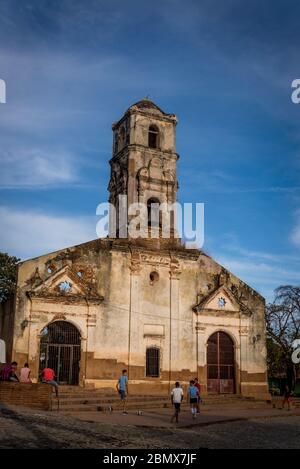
[57,394,169,401]
[56,401,270,413]
[56,393,257,403]
[53,396,270,413]
[55,400,171,413]
[58,390,247,398]
[58,396,170,405]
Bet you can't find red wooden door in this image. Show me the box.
[207,331,235,394]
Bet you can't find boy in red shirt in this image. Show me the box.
[41,367,59,396]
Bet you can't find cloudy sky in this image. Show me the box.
[0,0,300,302]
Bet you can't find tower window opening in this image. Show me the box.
[148,125,159,149]
[147,197,161,227]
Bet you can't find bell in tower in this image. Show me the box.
[108,98,179,241]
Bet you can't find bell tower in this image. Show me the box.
[108,98,179,238]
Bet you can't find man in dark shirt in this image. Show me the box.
[0,361,19,382]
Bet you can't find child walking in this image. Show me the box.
[187,380,199,419]
[170,381,184,424]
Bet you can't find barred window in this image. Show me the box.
[146,347,160,377]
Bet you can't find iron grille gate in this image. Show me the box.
[207,331,235,394]
[39,321,81,385]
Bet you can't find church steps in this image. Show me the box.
[57,396,170,405]
[54,399,171,413]
[52,389,271,413]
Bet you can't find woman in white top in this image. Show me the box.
[20,363,31,383]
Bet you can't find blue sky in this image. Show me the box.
[0,0,300,302]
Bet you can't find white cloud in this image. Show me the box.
[217,257,300,283]
[207,231,300,302]
[214,254,300,303]
[0,206,97,260]
[0,146,78,188]
[291,211,300,248]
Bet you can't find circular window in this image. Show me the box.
[58,281,72,293]
[149,271,159,285]
[218,297,226,308]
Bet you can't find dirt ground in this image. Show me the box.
[1,404,300,449]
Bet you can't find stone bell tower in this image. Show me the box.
[108,98,179,238]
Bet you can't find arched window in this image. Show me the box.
[147,197,160,227]
[146,347,160,377]
[148,125,159,149]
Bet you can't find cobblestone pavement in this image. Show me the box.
[1,404,300,449]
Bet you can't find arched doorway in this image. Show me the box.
[39,321,81,385]
[207,331,235,394]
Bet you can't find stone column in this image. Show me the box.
[239,324,249,396]
[169,256,181,387]
[195,323,207,394]
[128,250,141,379]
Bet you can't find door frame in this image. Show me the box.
[38,321,81,386]
[207,331,235,394]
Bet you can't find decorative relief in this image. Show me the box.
[108,161,128,194]
[169,256,181,279]
[130,251,141,274]
[26,265,103,304]
[51,314,67,322]
[140,253,169,266]
[73,264,94,282]
[29,268,42,287]
[218,271,229,286]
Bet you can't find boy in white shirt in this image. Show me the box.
[171,381,184,424]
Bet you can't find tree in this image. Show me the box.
[0,252,20,303]
[266,285,300,389]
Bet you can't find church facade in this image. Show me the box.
[4,100,269,397]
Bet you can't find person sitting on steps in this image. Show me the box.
[41,367,59,397]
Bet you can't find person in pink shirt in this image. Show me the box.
[20,363,31,383]
[41,367,59,396]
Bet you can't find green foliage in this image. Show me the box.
[0,252,20,303]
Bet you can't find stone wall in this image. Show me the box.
[0,382,52,410]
